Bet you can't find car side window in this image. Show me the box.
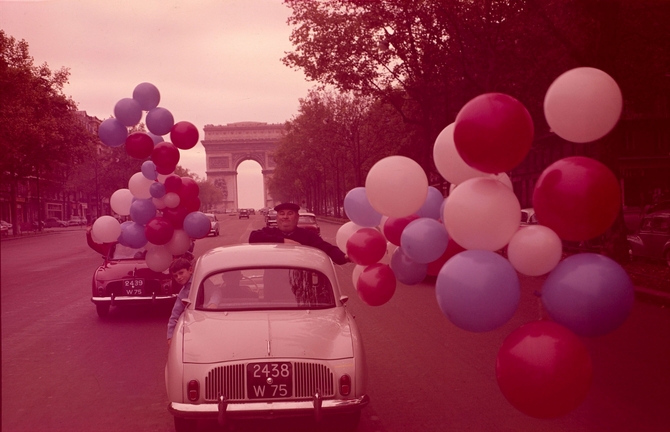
[640,218,653,232]
[652,217,669,233]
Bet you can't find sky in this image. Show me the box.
[0,0,315,209]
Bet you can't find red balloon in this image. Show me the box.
[152,141,180,168]
[383,215,419,246]
[426,239,466,276]
[155,163,177,175]
[454,93,534,173]
[178,177,200,202]
[181,196,201,213]
[125,132,154,159]
[533,156,620,241]
[163,175,183,193]
[162,206,189,229]
[144,216,175,245]
[170,121,199,150]
[496,321,593,419]
[356,263,396,306]
[346,228,387,266]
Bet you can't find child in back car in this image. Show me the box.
[167,257,193,349]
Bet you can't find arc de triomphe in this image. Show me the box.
[201,122,285,211]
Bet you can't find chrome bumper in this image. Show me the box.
[91,294,176,304]
[168,394,369,420]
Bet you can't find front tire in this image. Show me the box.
[174,417,196,432]
[96,303,110,318]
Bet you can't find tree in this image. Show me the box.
[269,89,405,214]
[0,31,93,232]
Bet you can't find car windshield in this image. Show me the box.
[207,215,216,222]
[195,267,335,311]
[111,244,148,260]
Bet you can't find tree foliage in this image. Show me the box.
[269,89,406,214]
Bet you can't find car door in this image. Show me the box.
[648,216,670,259]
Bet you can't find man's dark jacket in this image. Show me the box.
[249,227,348,265]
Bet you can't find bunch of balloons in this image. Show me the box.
[91,83,210,272]
[344,67,633,418]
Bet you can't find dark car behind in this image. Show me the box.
[628,210,670,266]
[265,210,277,227]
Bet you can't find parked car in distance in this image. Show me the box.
[91,244,176,317]
[166,244,368,432]
[1,220,11,235]
[627,210,670,266]
[239,209,250,219]
[44,217,68,228]
[520,208,538,227]
[205,213,220,236]
[68,217,87,226]
[297,212,320,234]
[265,210,277,228]
[248,208,255,215]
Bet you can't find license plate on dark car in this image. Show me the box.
[247,362,292,399]
[123,279,144,295]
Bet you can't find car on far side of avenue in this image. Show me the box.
[1,220,11,235]
[44,217,68,228]
[297,212,321,235]
[205,213,220,237]
[627,210,670,266]
[68,217,87,226]
[238,209,250,219]
[520,208,538,227]
[265,210,277,228]
[166,244,368,432]
[91,244,177,317]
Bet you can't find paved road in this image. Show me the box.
[2,218,669,431]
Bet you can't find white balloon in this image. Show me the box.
[145,246,173,272]
[128,172,154,199]
[442,177,521,251]
[165,229,191,255]
[91,215,121,243]
[336,221,363,253]
[163,192,181,209]
[152,197,167,209]
[544,67,623,143]
[490,172,513,189]
[508,225,563,276]
[365,156,428,218]
[110,188,134,216]
[433,123,487,185]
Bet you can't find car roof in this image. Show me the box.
[194,244,337,277]
[299,212,316,217]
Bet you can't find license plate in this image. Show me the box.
[247,362,292,399]
[123,279,144,295]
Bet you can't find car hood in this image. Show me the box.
[95,260,169,281]
[181,308,354,363]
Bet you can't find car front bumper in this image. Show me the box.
[168,394,369,420]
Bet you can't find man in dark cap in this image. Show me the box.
[249,202,349,265]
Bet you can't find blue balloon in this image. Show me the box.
[344,187,382,227]
[542,253,634,337]
[141,160,158,181]
[149,181,166,198]
[390,248,428,285]
[117,221,134,246]
[416,186,444,220]
[132,82,160,111]
[146,107,174,136]
[148,133,164,145]
[98,118,128,147]
[129,199,157,225]
[400,218,449,264]
[183,211,210,239]
[114,98,142,127]
[436,250,520,332]
[122,221,148,249]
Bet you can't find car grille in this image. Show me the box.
[204,362,335,401]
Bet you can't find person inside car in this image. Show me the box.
[167,257,193,349]
[249,202,350,265]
